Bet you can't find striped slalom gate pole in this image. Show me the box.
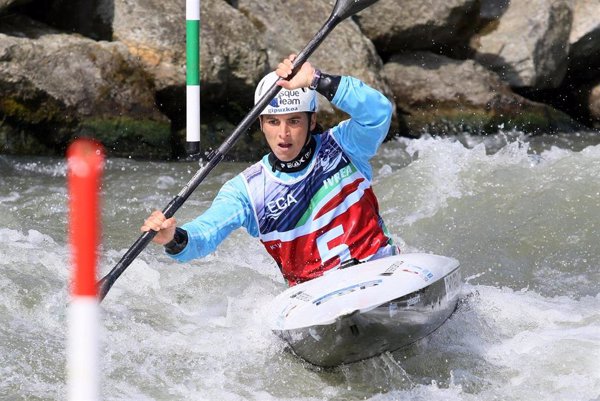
[186,0,201,156]
[67,139,105,401]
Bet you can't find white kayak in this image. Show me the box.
[268,253,462,367]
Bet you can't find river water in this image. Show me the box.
[0,131,599,400]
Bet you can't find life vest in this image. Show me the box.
[242,132,391,285]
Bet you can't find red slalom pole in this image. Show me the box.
[67,138,104,401]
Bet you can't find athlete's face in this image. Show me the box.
[261,112,317,162]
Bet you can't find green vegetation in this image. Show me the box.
[79,117,171,159]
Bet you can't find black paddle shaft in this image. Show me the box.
[97,0,381,302]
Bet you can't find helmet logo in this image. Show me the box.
[255,72,317,115]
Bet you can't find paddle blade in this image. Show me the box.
[332,0,381,20]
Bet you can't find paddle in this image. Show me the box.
[97,0,382,302]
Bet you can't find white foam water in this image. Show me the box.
[0,132,598,400]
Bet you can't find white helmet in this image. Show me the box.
[254,71,317,116]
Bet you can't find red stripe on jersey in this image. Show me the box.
[314,178,364,220]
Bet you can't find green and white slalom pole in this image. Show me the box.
[186,0,201,156]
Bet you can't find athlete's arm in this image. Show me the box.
[161,175,258,262]
[324,76,393,180]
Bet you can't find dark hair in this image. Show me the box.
[307,112,324,135]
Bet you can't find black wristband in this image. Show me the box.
[316,72,342,101]
[164,227,189,255]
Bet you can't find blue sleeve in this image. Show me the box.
[168,174,258,262]
[330,76,393,181]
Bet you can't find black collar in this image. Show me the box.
[268,136,316,173]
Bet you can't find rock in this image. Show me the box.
[3,0,269,158]
[0,0,30,14]
[354,0,479,54]
[12,0,113,40]
[0,15,170,158]
[111,0,269,155]
[568,0,600,79]
[35,0,191,92]
[111,0,191,93]
[14,0,267,100]
[570,0,600,57]
[112,0,268,105]
[472,0,573,89]
[198,0,267,103]
[383,51,580,135]
[235,0,392,121]
[479,0,509,22]
[588,83,600,126]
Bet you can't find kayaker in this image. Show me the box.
[141,54,397,286]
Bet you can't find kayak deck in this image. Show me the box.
[269,253,462,367]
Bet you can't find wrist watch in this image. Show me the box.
[309,69,322,90]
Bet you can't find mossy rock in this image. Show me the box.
[78,117,171,159]
[0,125,57,155]
[404,104,581,135]
[173,117,269,162]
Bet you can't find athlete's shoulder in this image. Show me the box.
[241,158,267,181]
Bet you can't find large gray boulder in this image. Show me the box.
[9,0,268,100]
[198,0,268,103]
[355,0,479,54]
[570,0,600,57]
[235,0,392,119]
[383,52,579,135]
[569,0,600,78]
[111,0,186,91]
[113,0,267,97]
[472,0,573,89]
[17,0,188,90]
[0,16,170,157]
